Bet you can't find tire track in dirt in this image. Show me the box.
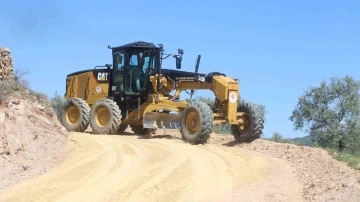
[0,132,304,202]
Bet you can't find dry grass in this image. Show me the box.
[0,79,21,102]
[0,67,47,104]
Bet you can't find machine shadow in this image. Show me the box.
[84,128,182,141]
[221,140,254,147]
[138,134,183,141]
[117,130,183,141]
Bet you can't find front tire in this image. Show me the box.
[180,101,213,145]
[231,100,265,142]
[89,98,122,134]
[61,97,90,132]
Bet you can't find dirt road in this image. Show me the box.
[0,132,304,202]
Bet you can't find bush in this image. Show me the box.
[0,80,17,102]
[50,91,66,121]
[268,131,294,144]
[0,67,30,102]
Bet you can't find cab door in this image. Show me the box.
[111,52,125,97]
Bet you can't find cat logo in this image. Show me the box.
[97,72,109,81]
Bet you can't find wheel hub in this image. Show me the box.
[186,112,200,135]
[96,107,110,126]
[66,106,79,124]
[237,114,250,132]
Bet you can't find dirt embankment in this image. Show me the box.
[209,135,360,202]
[0,47,68,189]
[1,130,359,202]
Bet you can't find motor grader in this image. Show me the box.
[61,41,264,145]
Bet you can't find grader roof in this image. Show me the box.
[111,41,160,52]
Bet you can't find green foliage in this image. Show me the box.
[327,149,360,170]
[50,91,66,120]
[289,75,360,154]
[270,131,284,142]
[290,135,314,147]
[268,131,294,144]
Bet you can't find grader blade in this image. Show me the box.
[143,112,181,129]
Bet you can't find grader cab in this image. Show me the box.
[62,41,265,145]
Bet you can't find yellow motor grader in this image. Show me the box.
[61,41,264,144]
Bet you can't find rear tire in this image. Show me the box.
[89,98,122,134]
[61,97,90,132]
[180,101,213,145]
[231,100,265,142]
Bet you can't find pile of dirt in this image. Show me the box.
[207,134,360,202]
[0,48,68,189]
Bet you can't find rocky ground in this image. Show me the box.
[0,92,68,189]
[206,133,360,202]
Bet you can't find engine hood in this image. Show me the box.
[161,69,227,83]
[161,69,206,82]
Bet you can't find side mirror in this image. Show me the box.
[178,48,184,55]
[176,57,182,69]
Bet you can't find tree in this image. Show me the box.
[270,131,284,142]
[289,75,360,153]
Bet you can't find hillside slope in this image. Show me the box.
[0,48,68,189]
[209,135,360,202]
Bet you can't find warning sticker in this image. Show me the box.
[229,92,237,103]
[96,86,102,93]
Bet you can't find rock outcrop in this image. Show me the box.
[0,48,14,82]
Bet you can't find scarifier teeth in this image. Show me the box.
[143,112,181,129]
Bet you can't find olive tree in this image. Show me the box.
[289,75,360,153]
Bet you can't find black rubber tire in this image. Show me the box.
[131,125,156,136]
[180,101,213,145]
[89,98,122,134]
[61,97,90,132]
[231,100,265,142]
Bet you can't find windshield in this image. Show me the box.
[125,49,158,93]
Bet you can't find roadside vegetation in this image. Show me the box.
[0,67,47,103]
[50,91,66,121]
